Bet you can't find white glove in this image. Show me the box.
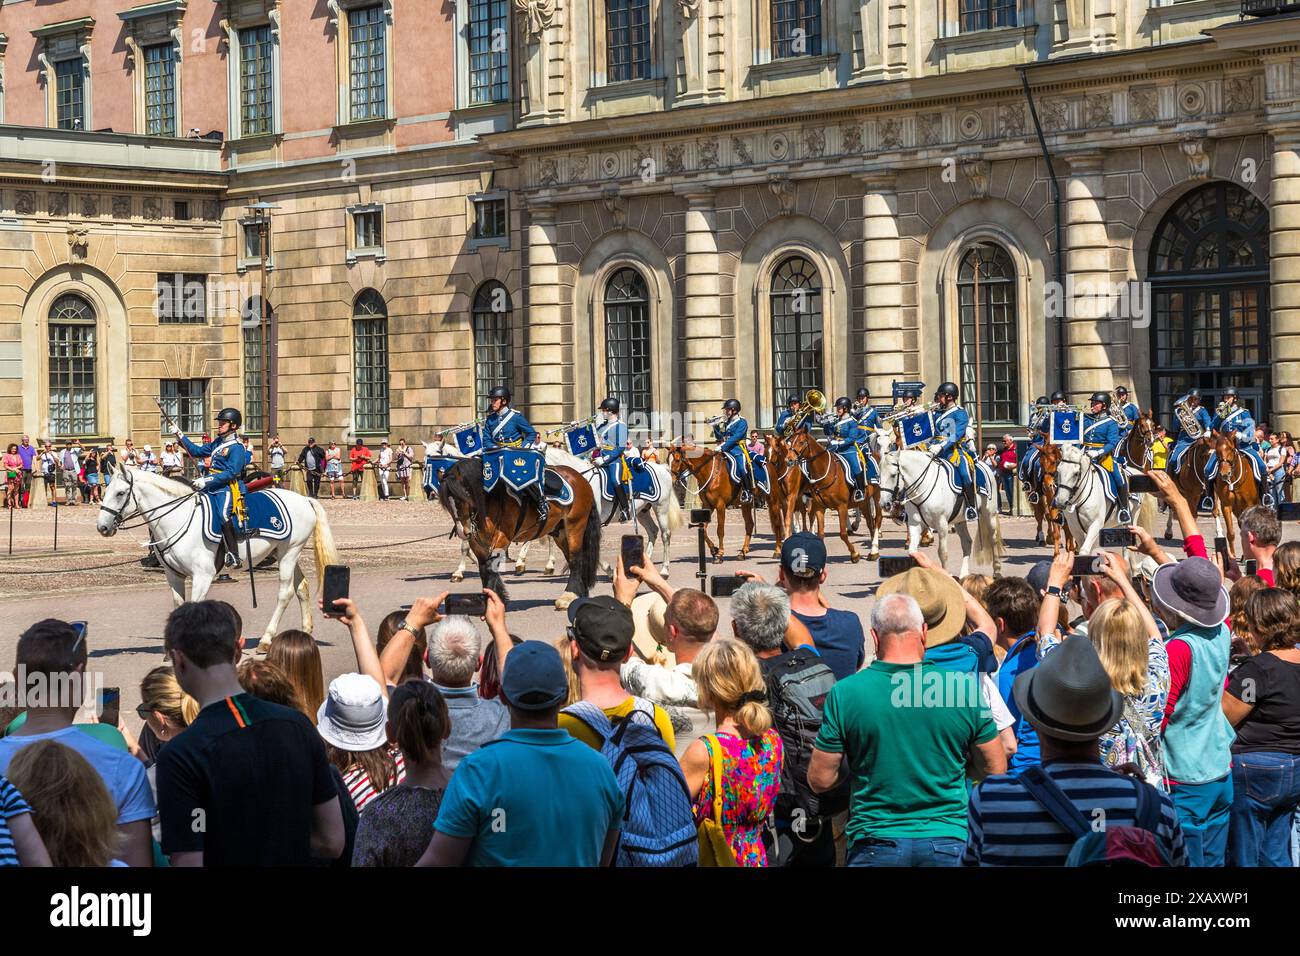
[171,423,184,439]
[193,476,209,490]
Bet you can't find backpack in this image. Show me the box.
[1016,765,1173,867]
[764,649,849,820]
[562,698,699,867]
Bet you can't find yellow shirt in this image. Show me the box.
[1152,437,1169,471]
[559,697,677,753]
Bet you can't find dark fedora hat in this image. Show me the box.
[1013,635,1123,743]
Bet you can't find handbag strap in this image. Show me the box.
[706,734,724,827]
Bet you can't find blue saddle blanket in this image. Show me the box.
[423,456,458,494]
[598,459,668,503]
[937,457,994,498]
[721,452,771,496]
[199,489,294,545]
[482,448,545,493]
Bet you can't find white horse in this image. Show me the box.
[96,466,338,645]
[544,446,683,576]
[1052,443,1158,555]
[876,428,1003,576]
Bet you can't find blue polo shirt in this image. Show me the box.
[433,728,623,866]
[997,631,1041,772]
[793,608,867,681]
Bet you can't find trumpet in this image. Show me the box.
[543,414,597,438]
[880,400,940,426]
[436,419,483,437]
[704,414,727,427]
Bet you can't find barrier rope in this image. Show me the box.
[1,555,157,575]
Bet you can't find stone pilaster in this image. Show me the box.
[679,188,726,418]
[858,172,905,396]
[524,200,568,430]
[1271,129,1300,433]
[885,0,908,79]
[1064,151,1113,401]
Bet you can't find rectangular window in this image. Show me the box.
[174,200,190,221]
[243,221,264,262]
[354,317,389,433]
[607,0,651,84]
[348,5,387,122]
[55,58,86,131]
[159,379,207,435]
[243,319,266,435]
[239,24,274,137]
[48,323,97,436]
[354,209,383,250]
[472,198,507,241]
[771,0,822,60]
[155,273,209,324]
[959,0,1016,33]
[468,0,510,104]
[144,43,177,136]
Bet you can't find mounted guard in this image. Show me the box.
[932,381,979,522]
[1019,394,1051,499]
[1114,386,1140,435]
[1209,387,1271,507]
[1167,389,1215,503]
[775,394,812,437]
[593,396,632,521]
[482,386,549,523]
[1082,391,1132,525]
[825,396,874,502]
[171,406,252,569]
[712,398,755,503]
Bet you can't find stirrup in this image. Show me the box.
[740,490,753,503]
[964,506,978,522]
[1027,490,1040,505]
[1117,508,1132,525]
[223,550,240,569]
[1263,493,1276,509]
[853,487,865,501]
[1199,496,1213,512]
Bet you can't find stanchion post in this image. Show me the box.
[53,501,59,552]
[8,500,12,555]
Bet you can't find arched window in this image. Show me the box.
[606,0,650,83]
[48,293,97,436]
[604,268,651,423]
[770,255,823,410]
[473,282,513,407]
[1149,182,1270,423]
[956,242,1019,424]
[242,297,269,434]
[353,289,389,433]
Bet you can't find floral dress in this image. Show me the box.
[692,729,782,867]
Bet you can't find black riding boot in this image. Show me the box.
[1116,480,1132,525]
[853,474,866,502]
[740,471,754,504]
[963,481,978,522]
[530,485,550,524]
[614,483,632,522]
[221,521,242,569]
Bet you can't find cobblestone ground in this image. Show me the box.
[0,490,1243,740]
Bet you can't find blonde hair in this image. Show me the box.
[266,630,325,723]
[1087,599,1148,698]
[7,741,120,866]
[552,636,581,707]
[691,637,772,738]
[139,664,200,727]
[960,573,994,608]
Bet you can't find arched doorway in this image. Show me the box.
[1148,182,1270,424]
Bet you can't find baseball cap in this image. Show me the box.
[1026,560,1053,595]
[500,641,568,711]
[781,532,827,579]
[567,595,634,662]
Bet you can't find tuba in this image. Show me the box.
[1109,390,1128,425]
[784,389,828,436]
[1173,395,1204,439]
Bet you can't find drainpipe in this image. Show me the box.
[1018,67,1068,397]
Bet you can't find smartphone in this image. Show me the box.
[97,687,120,726]
[1214,536,1229,558]
[1071,555,1102,577]
[621,534,645,571]
[878,555,918,578]
[689,508,711,525]
[1129,474,1159,494]
[709,575,746,598]
[443,592,488,617]
[1099,528,1136,549]
[1244,558,1258,576]
[321,565,351,617]
[1277,502,1300,521]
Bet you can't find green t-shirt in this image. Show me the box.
[815,659,997,843]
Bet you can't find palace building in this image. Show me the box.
[1,0,1299,450]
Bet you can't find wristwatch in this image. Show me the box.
[394,619,416,637]
[1045,584,1065,598]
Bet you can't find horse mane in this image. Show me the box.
[122,464,193,498]
[439,456,487,519]
[545,445,587,470]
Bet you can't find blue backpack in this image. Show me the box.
[563,698,699,867]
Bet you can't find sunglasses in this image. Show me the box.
[135,704,153,721]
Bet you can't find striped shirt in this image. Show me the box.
[0,776,31,866]
[963,761,1187,866]
[343,750,406,814]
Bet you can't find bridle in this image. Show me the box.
[671,446,718,496]
[1051,445,1100,513]
[97,467,201,572]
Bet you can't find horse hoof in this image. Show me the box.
[544,566,556,576]
[554,592,577,611]
[867,550,879,560]
[450,573,464,583]
[850,553,861,564]
[514,564,526,576]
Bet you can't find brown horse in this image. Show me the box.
[1164,432,1218,542]
[786,430,868,562]
[667,441,756,561]
[1122,410,1158,473]
[437,456,601,611]
[763,433,809,555]
[1210,432,1261,558]
[1036,442,1076,554]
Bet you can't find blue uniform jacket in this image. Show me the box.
[934,405,971,459]
[594,419,628,467]
[1212,406,1257,447]
[1174,405,1215,444]
[178,434,250,492]
[485,408,539,449]
[1122,401,1139,424]
[825,415,870,453]
[1082,414,1121,459]
[713,416,748,456]
[854,405,882,435]
[775,409,809,435]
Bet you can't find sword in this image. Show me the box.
[153,397,180,437]
[246,536,258,608]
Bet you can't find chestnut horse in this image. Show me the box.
[1035,442,1074,554]
[1164,433,1218,543]
[667,441,756,561]
[763,433,807,556]
[787,430,872,561]
[1210,432,1261,558]
[437,456,601,611]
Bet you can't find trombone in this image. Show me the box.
[782,389,828,436]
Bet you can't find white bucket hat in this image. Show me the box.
[317,673,386,751]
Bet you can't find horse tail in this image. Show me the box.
[308,497,340,589]
[1136,488,1159,536]
[574,489,603,592]
[972,497,995,567]
[665,480,683,532]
